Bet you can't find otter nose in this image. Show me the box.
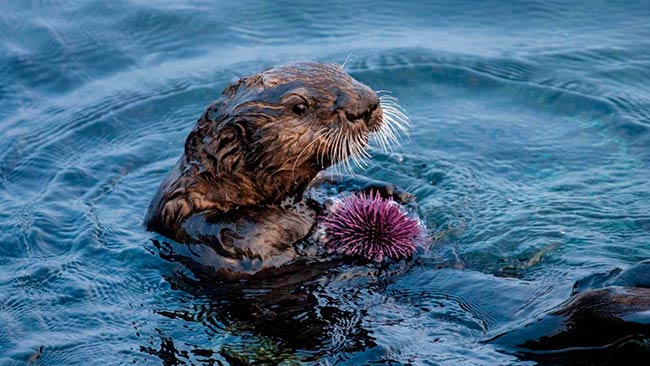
[336,86,380,126]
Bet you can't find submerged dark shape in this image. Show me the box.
[490,260,650,364]
[323,190,423,262]
[570,260,650,296]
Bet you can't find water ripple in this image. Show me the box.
[1,0,650,364]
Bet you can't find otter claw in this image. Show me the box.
[310,172,414,204]
[358,183,413,204]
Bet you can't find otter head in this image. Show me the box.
[182,62,409,208]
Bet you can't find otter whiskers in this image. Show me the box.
[325,127,369,176]
[376,93,412,151]
[289,127,329,180]
[325,92,411,177]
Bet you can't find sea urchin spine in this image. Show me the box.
[323,190,423,262]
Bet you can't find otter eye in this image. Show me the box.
[292,103,307,116]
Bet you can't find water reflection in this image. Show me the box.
[146,239,383,364]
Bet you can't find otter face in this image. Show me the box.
[190,62,409,199]
[254,62,384,174]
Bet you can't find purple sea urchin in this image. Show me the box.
[322,191,423,262]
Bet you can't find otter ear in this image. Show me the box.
[204,121,250,173]
[203,101,222,122]
[222,75,263,97]
[261,74,280,88]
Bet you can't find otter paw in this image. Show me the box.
[358,183,413,204]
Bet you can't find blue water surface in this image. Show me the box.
[1,1,650,365]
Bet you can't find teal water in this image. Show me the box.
[1,1,650,365]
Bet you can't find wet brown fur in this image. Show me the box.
[145,62,382,261]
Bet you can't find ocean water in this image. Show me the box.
[1,1,650,365]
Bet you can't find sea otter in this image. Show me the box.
[145,62,411,274]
